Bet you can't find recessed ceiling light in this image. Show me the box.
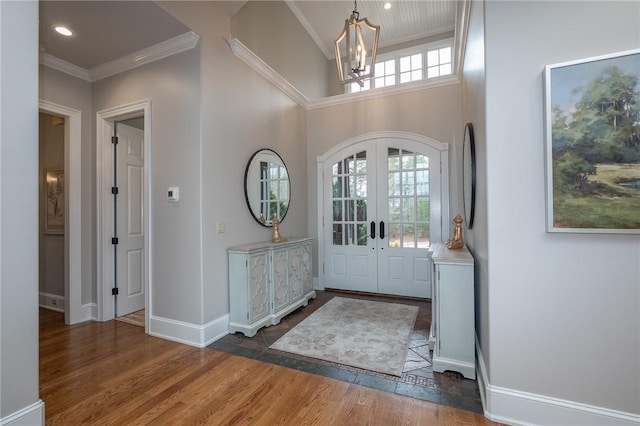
[51,24,73,37]
[384,2,392,10]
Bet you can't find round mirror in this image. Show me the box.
[244,149,290,227]
[462,123,476,229]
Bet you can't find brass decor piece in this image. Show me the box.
[446,215,464,249]
[271,213,287,243]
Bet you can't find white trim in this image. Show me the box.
[475,336,640,425]
[39,31,199,83]
[39,292,65,312]
[39,52,91,82]
[454,0,471,78]
[227,38,310,108]
[39,100,83,325]
[317,131,449,163]
[0,400,44,426]
[226,38,460,111]
[90,31,200,82]
[310,75,459,110]
[96,100,151,323]
[148,314,230,348]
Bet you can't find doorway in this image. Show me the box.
[38,100,83,324]
[318,132,449,299]
[96,101,151,325]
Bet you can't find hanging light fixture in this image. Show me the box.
[334,0,380,87]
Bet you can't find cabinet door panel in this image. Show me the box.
[288,246,304,300]
[248,253,270,322]
[273,249,290,311]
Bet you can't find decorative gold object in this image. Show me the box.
[258,212,266,225]
[271,214,288,243]
[446,214,464,249]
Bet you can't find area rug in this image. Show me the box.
[269,297,419,377]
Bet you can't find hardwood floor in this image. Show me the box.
[40,309,499,425]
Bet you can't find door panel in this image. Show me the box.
[323,142,378,293]
[323,138,441,298]
[116,122,145,316]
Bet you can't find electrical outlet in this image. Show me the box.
[216,222,226,233]
[51,299,58,306]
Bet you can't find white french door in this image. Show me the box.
[321,136,445,298]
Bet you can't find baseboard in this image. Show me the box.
[148,313,229,348]
[475,336,640,425]
[0,400,44,426]
[313,277,323,290]
[38,292,65,312]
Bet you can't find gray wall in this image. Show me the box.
[39,112,65,299]
[483,0,640,414]
[160,1,308,324]
[93,48,203,324]
[39,65,94,306]
[231,1,330,100]
[0,0,41,421]
[461,0,489,380]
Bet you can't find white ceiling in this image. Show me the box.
[39,1,456,71]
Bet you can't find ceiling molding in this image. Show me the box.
[227,38,310,109]
[227,38,460,112]
[454,0,471,78]
[40,52,92,82]
[40,31,200,83]
[89,31,200,82]
[307,75,460,110]
[285,1,334,60]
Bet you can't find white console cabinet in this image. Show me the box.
[427,242,475,379]
[228,238,315,337]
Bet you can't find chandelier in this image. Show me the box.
[334,0,380,87]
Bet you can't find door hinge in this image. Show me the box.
[111,136,118,144]
[323,262,325,274]
[111,186,119,195]
[112,237,119,245]
[322,216,325,227]
[112,287,119,296]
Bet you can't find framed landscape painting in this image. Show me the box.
[544,49,640,234]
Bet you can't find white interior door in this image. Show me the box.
[323,137,442,298]
[115,122,145,316]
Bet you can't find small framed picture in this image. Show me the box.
[44,168,64,234]
[544,49,640,234]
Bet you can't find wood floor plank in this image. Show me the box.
[39,309,500,425]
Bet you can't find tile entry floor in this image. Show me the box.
[208,290,483,414]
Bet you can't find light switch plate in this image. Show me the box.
[167,187,179,202]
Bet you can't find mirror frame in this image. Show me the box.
[462,122,477,230]
[243,148,290,227]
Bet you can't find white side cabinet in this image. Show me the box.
[427,243,475,379]
[228,238,315,337]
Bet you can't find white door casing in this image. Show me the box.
[96,100,151,326]
[317,131,449,298]
[38,100,84,324]
[115,122,145,316]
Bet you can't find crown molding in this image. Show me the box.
[454,0,471,78]
[89,31,200,82]
[307,75,459,110]
[40,31,200,83]
[227,38,460,111]
[40,52,92,82]
[227,38,310,108]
